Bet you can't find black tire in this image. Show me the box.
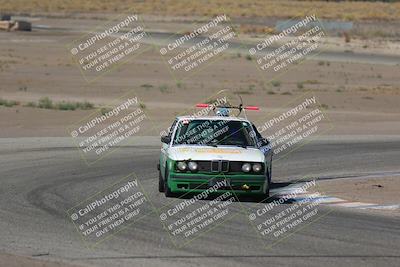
[267,166,272,195]
[164,168,176,198]
[268,164,272,185]
[263,167,271,198]
[158,168,165,193]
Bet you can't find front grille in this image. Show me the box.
[194,161,263,173]
[211,161,219,172]
[221,161,229,172]
[210,160,229,172]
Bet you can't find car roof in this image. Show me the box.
[176,116,251,123]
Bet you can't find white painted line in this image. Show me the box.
[332,201,375,208]
[357,204,400,210]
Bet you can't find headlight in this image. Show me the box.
[252,163,262,172]
[177,161,187,171]
[188,161,198,172]
[242,163,251,172]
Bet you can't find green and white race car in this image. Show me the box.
[158,106,273,199]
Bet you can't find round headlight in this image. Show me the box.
[252,163,262,172]
[188,161,198,172]
[242,163,251,172]
[177,161,187,171]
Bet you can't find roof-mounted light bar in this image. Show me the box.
[244,106,259,111]
[195,103,210,108]
[196,103,260,111]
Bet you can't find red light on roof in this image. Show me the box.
[196,103,209,108]
[244,106,259,111]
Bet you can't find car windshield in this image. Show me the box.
[172,119,256,147]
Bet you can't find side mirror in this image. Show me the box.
[161,135,171,144]
[260,138,270,146]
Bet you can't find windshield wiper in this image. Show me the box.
[204,140,219,147]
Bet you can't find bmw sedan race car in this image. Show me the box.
[158,104,273,199]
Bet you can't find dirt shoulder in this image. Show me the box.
[313,176,400,206]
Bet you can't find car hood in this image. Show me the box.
[168,145,265,162]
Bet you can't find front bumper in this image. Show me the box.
[168,172,267,195]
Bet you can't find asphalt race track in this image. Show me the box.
[30,21,400,66]
[0,136,399,267]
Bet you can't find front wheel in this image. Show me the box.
[261,167,271,200]
[158,169,165,192]
[164,168,177,198]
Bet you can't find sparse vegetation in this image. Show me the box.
[0,98,18,107]
[336,86,345,92]
[362,96,374,100]
[248,84,256,91]
[100,107,112,115]
[297,82,304,89]
[318,104,329,110]
[27,97,96,111]
[141,84,153,89]
[159,84,169,93]
[245,55,253,61]
[76,101,95,110]
[267,91,276,95]
[176,81,183,88]
[38,97,53,109]
[58,102,78,110]
[270,80,281,87]
[56,101,94,110]
[3,97,94,110]
[234,90,253,95]
[25,102,37,107]
[139,102,146,109]
[302,80,320,85]
[281,91,292,95]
